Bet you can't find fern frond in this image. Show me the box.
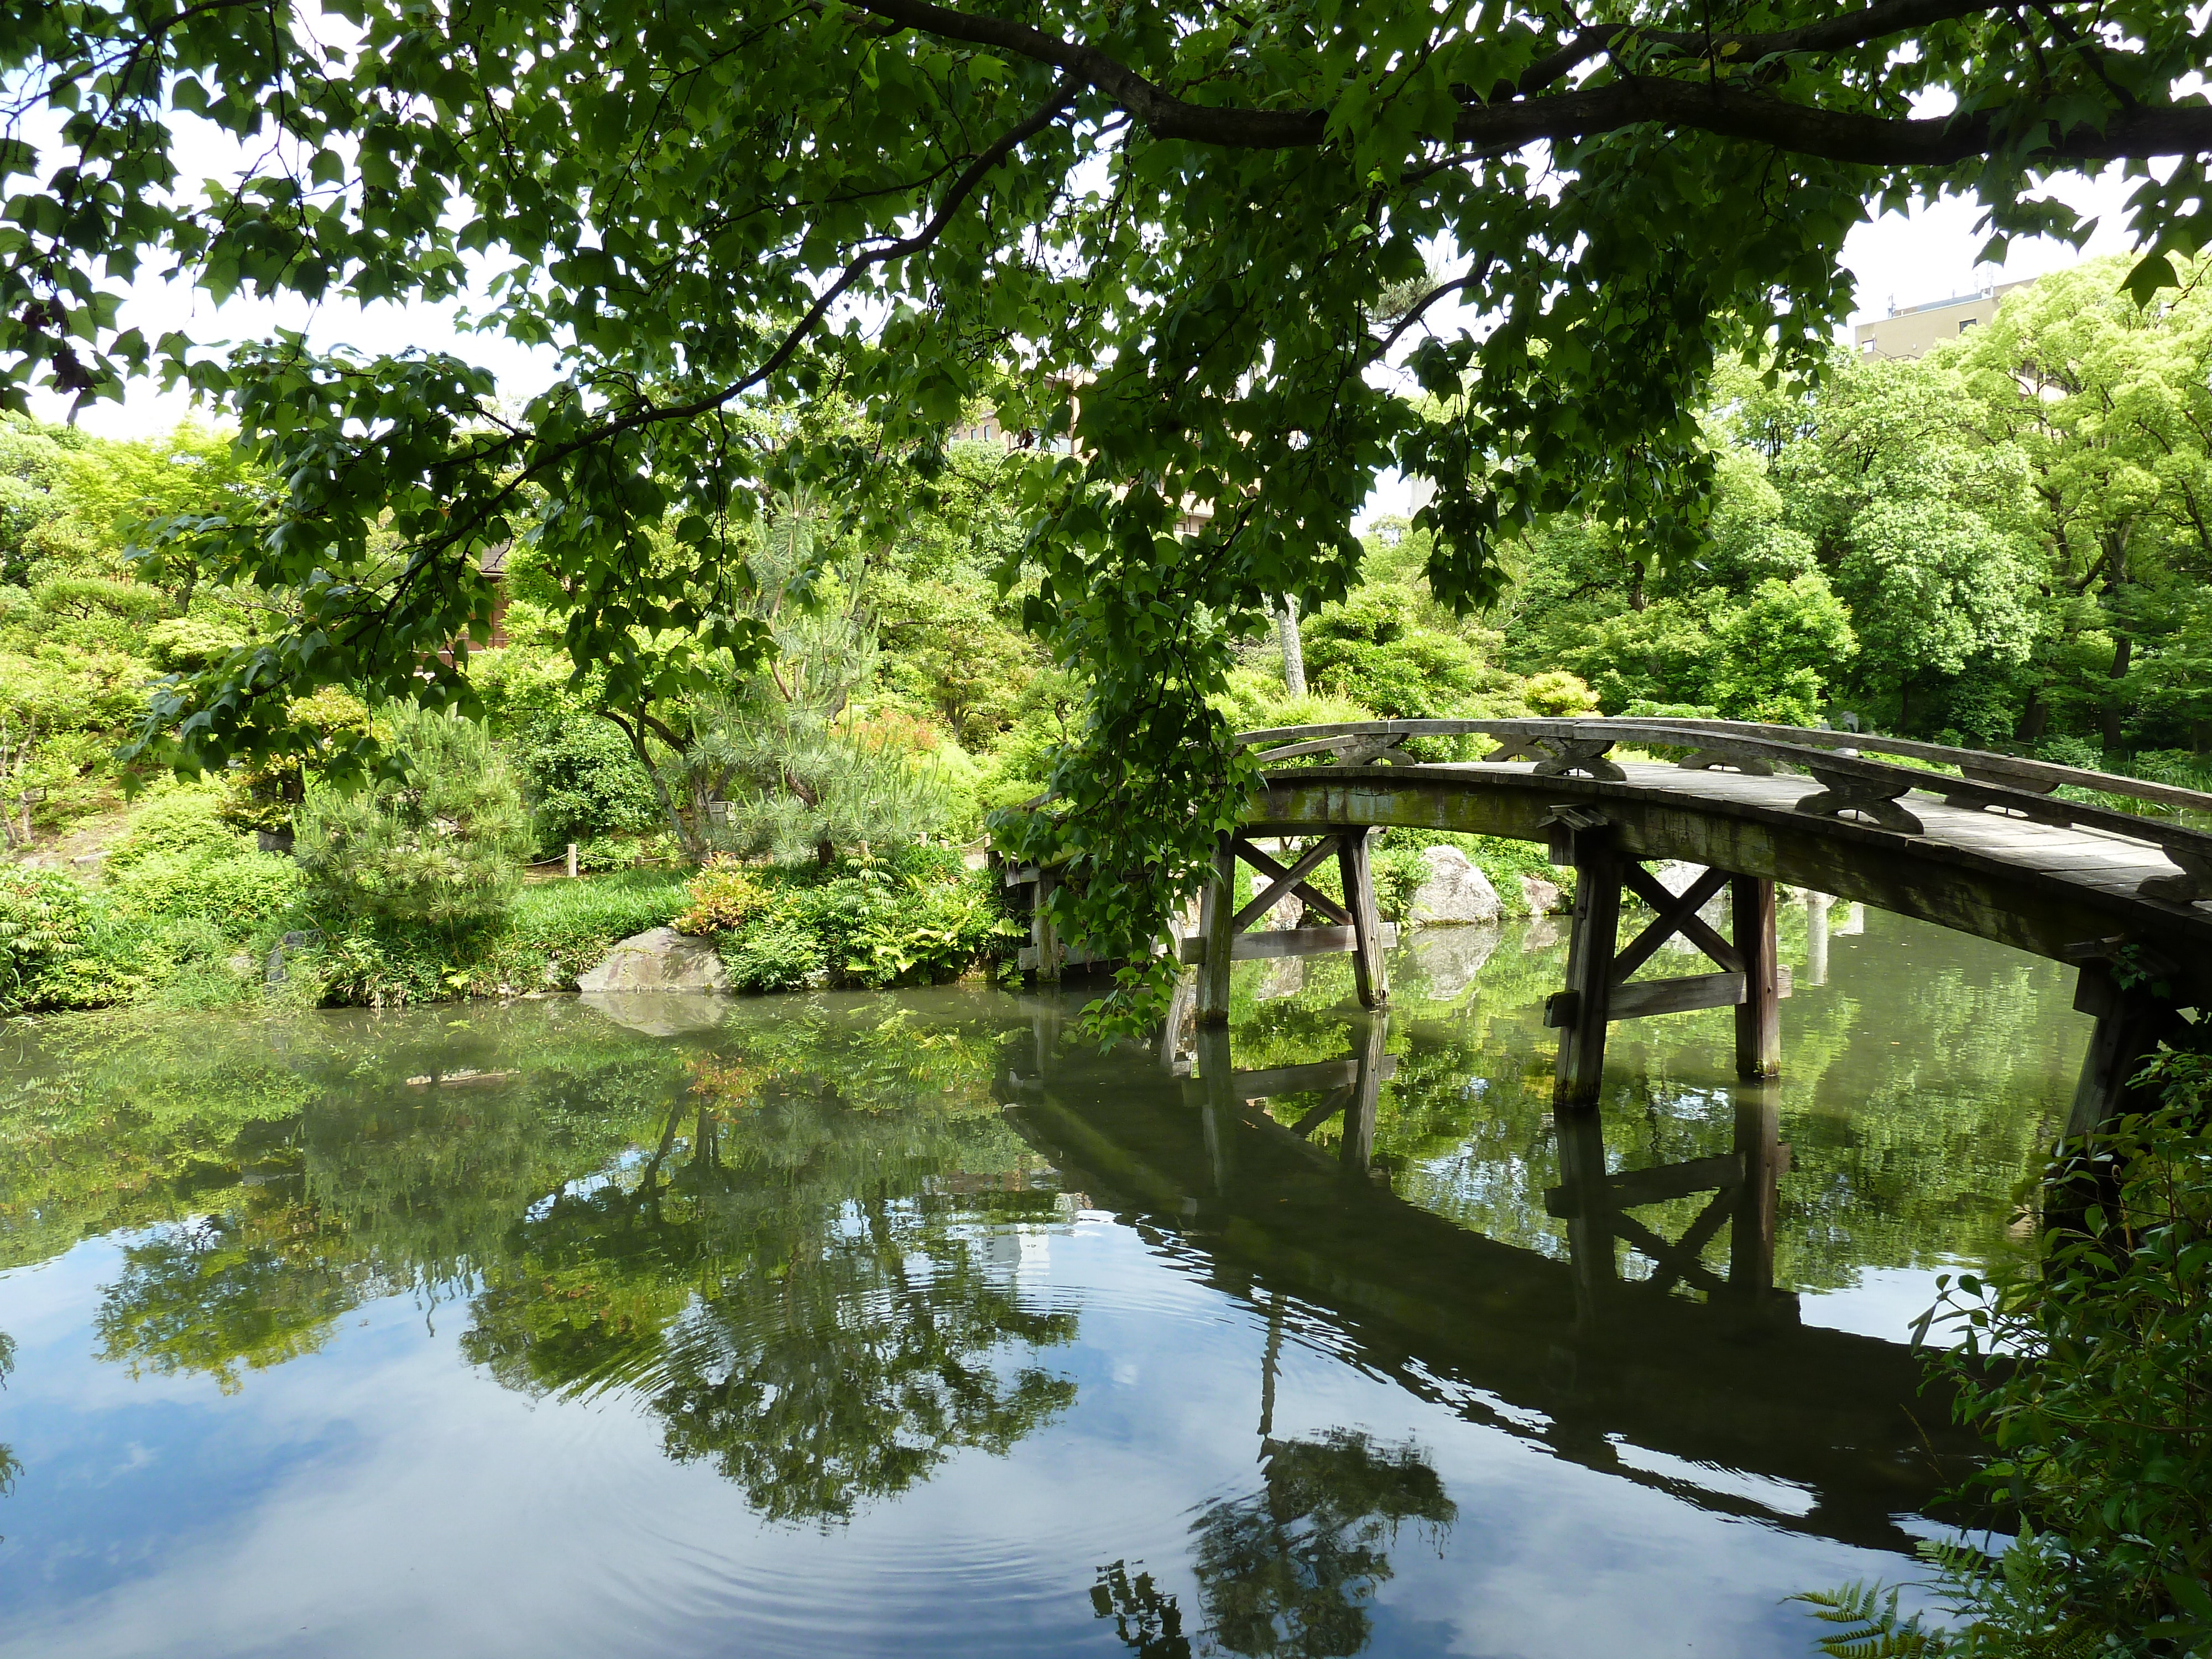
[1788,1582,1947,1657]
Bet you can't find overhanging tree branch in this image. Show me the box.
[848,0,2212,166]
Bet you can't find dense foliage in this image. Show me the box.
[1500,258,2212,758]
[675,847,1019,993]
[295,706,533,931]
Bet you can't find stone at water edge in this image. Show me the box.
[1517,873,1566,916]
[581,990,730,1037]
[1408,924,1501,1001]
[1406,844,1503,926]
[575,926,731,994]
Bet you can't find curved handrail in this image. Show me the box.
[1233,716,2212,906]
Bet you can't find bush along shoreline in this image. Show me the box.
[0,789,1022,1015]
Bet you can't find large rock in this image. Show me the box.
[1408,922,1501,1001]
[1253,957,1307,1000]
[575,926,731,994]
[1518,873,1566,916]
[1406,845,1503,926]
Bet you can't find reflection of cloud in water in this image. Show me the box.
[0,1216,1951,1659]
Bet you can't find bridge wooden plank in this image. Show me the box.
[1176,923,1401,964]
[1610,971,1746,1020]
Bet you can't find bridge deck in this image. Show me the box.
[1249,758,2212,1005]
[1482,758,2189,899]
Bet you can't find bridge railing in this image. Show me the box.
[1233,715,2212,906]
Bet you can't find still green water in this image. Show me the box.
[0,905,2083,1657]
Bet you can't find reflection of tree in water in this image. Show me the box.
[646,1196,1077,1524]
[1093,1560,1191,1658]
[462,1071,1077,1526]
[1095,1431,1456,1659]
[1,1328,20,1503]
[3,998,1073,1524]
[93,1207,370,1393]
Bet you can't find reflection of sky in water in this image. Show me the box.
[7,1220,1917,1659]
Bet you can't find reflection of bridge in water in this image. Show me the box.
[998,1006,1985,1556]
[1004,717,2212,1129]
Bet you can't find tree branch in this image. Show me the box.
[510,74,1078,486]
[849,0,2212,167]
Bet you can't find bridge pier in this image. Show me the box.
[1546,811,1787,1108]
[2064,958,2183,1145]
[2046,956,2191,1239]
[1193,829,1394,1025]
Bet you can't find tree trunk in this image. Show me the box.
[2099,633,2133,752]
[2098,531,2133,753]
[1276,597,1306,697]
[1629,560,1646,612]
[2015,690,2049,744]
[607,711,703,863]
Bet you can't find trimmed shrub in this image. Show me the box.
[110,851,300,938]
[107,790,254,871]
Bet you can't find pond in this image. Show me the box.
[0,904,2085,1658]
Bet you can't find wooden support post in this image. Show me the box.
[1336,828,1388,1011]
[1196,836,1238,1025]
[1195,1025,1236,1193]
[1159,972,1197,1073]
[1554,1103,1616,1323]
[1728,1085,1784,1303]
[1033,866,1063,984]
[1339,1016,1387,1176]
[1804,891,1832,987]
[1551,823,1621,1109]
[2063,964,2175,1144]
[1732,875,1781,1079]
[2051,962,2178,1239]
[565,841,578,879]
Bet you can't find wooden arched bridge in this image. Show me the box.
[1000,717,2212,1127]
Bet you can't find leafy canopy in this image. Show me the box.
[8,0,2212,1017]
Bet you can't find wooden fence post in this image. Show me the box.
[1034,866,1064,984]
[566,841,578,879]
[1197,836,1238,1025]
[1336,828,1388,1011]
[1550,819,1621,1109]
[1732,875,1781,1079]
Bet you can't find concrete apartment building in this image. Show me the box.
[1854,278,2034,358]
